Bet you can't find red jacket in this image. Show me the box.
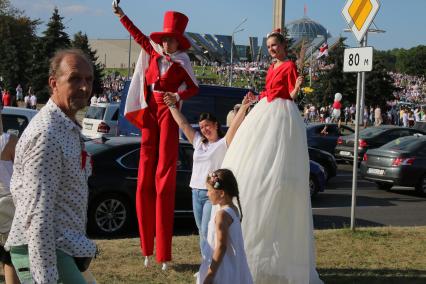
[120,16,198,100]
[2,92,11,106]
[259,61,298,102]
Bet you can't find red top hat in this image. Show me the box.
[150,11,191,50]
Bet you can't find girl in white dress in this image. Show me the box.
[197,169,253,284]
[221,30,323,283]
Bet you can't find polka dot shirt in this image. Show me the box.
[5,99,96,283]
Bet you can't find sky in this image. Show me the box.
[9,0,426,51]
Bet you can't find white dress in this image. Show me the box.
[197,206,253,284]
[221,98,323,284]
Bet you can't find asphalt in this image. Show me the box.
[312,163,426,229]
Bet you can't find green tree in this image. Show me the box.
[0,0,39,95]
[374,50,397,72]
[404,46,426,77]
[382,45,426,78]
[0,0,18,16]
[72,31,104,95]
[364,58,396,107]
[31,7,71,102]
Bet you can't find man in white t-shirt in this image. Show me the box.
[29,94,37,110]
[90,95,97,105]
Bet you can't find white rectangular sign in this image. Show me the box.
[343,47,373,72]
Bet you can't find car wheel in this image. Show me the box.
[309,174,319,197]
[415,175,426,196]
[375,182,393,191]
[88,193,133,236]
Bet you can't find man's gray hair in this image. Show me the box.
[49,49,93,78]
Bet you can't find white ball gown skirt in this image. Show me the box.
[222,98,323,284]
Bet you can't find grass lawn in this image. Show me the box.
[89,226,426,283]
[1,226,426,283]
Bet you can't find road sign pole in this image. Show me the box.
[359,33,368,125]
[350,35,367,231]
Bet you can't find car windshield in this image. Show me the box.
[85,106,106,119]
[381,137,422,151]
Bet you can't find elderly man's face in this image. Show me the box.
[50,54,93,116]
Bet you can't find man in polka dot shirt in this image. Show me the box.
[5,49,97,283]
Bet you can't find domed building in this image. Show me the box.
[286,17,331,41]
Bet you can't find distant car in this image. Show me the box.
[308,147,337,181]
[306,123,354,154]
[360,135,426,194]
[85,136,326,236]
[309,160,326,197]
[335,126,426,163]
[0,106,38,136]
[82,103,119,139]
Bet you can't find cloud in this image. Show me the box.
[63,4,90,14]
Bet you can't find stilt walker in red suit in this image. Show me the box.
[113,2,199,270]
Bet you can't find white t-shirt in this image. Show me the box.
[189,132,228,189]
[30,95,37,106]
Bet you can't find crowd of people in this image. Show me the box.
[0,85,37,109]
[193,61,269,90]
[302,102,426,128]
[391,72,425,104]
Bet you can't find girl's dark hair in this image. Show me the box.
[198,112,224,143]
[206,169,243,221]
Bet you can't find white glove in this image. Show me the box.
[112,0,120,8]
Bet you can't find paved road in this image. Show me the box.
[312,163,426,229]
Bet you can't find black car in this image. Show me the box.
[85,137,194,236]
[360,135,426,194]
[308,147,337,181]
[85,137,327,236]
[306,123,354,154]
[335,126,426,163]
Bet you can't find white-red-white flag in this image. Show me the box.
[317,42,329,59]
[124,41,197,129]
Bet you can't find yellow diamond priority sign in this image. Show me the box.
[342,0,380,42]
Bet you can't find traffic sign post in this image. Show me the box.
[342,0,380,231]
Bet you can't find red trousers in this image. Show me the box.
[136,91,179,262]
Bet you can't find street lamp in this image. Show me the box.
[229,18,247,86]
[127,33,132,79]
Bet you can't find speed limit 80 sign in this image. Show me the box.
[343,47,373,72]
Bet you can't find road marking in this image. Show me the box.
[313,206,383,210]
